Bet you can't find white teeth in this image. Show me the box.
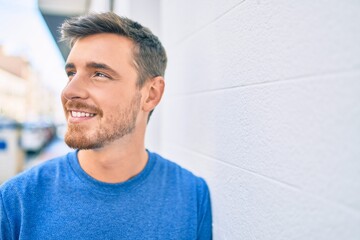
[71,111,95,118]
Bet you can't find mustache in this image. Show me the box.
[65,100,103,117]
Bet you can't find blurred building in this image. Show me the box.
[0,46,57,122]
[0,48,27,121]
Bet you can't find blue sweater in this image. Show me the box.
[0,150,212,239]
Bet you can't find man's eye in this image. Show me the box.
[66,71,76,77]
[94,72,108,78]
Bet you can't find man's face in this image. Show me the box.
[61,33,142,149]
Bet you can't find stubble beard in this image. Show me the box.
[64,92,142,150]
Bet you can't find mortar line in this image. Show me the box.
[168,67,360,97]
[170,0,247,47]
[168,142,360,218]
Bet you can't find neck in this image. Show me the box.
[77,130,148,183]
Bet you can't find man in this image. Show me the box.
[0,12,212,239]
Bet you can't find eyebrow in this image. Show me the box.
[65,63,75,70]
[65,62,119,77]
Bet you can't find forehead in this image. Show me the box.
[67,33,136,68]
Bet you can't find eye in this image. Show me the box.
[66,71,76,78]
[94,72,109,78]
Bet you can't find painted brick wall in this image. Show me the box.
[116,0,360,238]
[158,0,360,239]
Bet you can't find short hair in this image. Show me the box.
[60,12,167,120]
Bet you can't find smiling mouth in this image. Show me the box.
[70,111,96,118]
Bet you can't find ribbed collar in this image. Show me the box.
[67,149,156,195]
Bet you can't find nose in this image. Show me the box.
[61,73,89,101]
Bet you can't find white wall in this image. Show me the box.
[159,0,360,239]
[114,0,360,239]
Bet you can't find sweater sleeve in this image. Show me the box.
[0,189,12,240]
[197,178,212,240]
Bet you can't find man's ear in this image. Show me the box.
[142,76,165,113]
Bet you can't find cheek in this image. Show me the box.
[99,100,123,115]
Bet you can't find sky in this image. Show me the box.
[0,0,67,95]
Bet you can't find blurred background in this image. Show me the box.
[0,0,359,239]
[0,0,69,180]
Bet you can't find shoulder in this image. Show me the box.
[150,151,199,179]
[149,151,210,194]
[148,151,212,237]
[0,151,74,197]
